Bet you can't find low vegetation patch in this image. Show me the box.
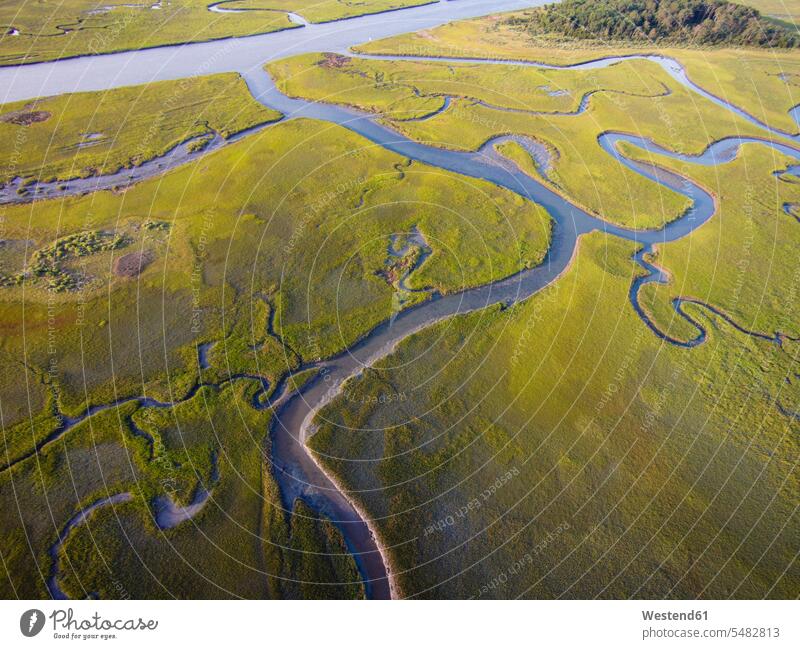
[269,53,772,228]
[320,52,352,69]
[0,107,51,125]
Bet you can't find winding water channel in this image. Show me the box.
[3,0,800,600]
[207,1,310,26]
[244,66,798,598]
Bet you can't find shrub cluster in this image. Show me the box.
[30,230,128,292]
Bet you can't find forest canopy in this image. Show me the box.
[512,0,799,47]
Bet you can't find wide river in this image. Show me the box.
[0,0,538,103]
[3,0,799,601]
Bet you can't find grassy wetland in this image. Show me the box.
[621,139,800,341]
[278,1,798,599]
[0,0,293,66]
[358,9,800,134]
[0,69,551,597]
[1,0,799,602]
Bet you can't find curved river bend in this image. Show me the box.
[0,0,537,103]
[242,68,800,598]
[2,0,800,600]
[353,52,800,140]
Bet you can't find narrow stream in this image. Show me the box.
[47,493,134,599]
[0,121,279,205]
[18,57,800,603]
[0,0,538,103]
[207,1,310,26]
[0,368,270,474]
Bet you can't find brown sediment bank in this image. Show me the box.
[114,249,154,277]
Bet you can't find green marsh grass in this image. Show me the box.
[310,232,800,598]
[268,53,770,228]
[0,73,280,185]
[0,0,436,66]
[358,12,800,135]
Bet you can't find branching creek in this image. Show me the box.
[2,0,799,600]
